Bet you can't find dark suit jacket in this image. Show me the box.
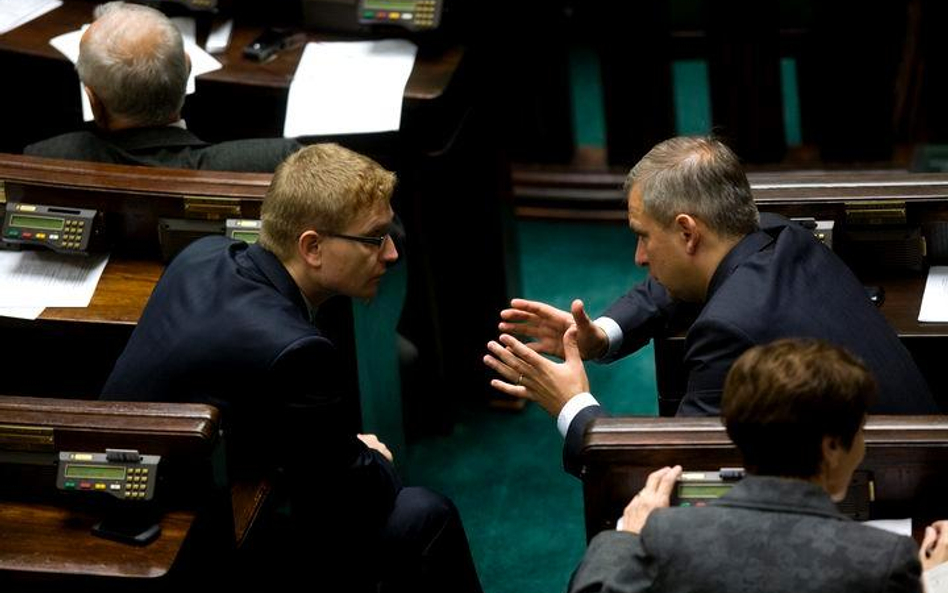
[101,236,400,545]
[25,126,301,172]
[569,476,922,593]
[563,214,938,476]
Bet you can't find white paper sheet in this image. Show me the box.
[49,21,222,122]
[283,40,418,137]
[0,306,45,320]
[863,518,912,537]
[919,266,948,322]
[0,251,109,309]
[0,0,62,35]
[205,19,233,54]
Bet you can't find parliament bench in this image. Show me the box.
[0,395,270,590]
[579,415,948,542]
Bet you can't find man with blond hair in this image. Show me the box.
[26,1,299,171]
[102,144,481,592]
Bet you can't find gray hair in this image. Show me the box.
[77,1,188,127]
[624,136,759,238]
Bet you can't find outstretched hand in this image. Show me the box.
[483,326,590,417]
[619,465,683,534]
[498,298,608,360]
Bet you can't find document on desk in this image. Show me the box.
[918,266,948,322]
[284,40,418,137]
[0,0,62,35]
[0,251,109,320]
[49,22,222,121]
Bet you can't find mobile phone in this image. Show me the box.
[243,28,305,62]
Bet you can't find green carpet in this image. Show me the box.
[406,220,656,593]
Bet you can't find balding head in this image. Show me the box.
[77,1,188,129]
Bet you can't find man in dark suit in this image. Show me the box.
[101,144,481,592]
[484,136,939,476]
[23,1,299,172]
[569,339,948,593]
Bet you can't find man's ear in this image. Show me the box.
[674,214,700,255]
[85,86,107,127]
[297,230,322,268]
[821,435,843,470]
[185,52,192,77]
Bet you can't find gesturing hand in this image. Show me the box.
[484,326,590,417]
[498,298,608,360]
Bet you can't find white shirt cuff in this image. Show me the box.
[557,392,600,438]
[925,562,948,593]
[594,316,623,360]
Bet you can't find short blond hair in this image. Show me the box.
[259,144,396,261]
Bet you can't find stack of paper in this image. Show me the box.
[0,0,62,36]
[0,251,109,320]
[918,266,948,322]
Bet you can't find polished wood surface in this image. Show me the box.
[581,415,948,539]
[38,259,162,325]
[0,0,461,101]
[0,503,193,578]
[0,153,271,199]
[0,396,220,450]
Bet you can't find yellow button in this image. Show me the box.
[94,483,106,490]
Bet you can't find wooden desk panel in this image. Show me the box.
[39,259,162,325]
[0,503,193,578]
[581,415,948,539]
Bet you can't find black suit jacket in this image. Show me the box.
[25,126,301,172]
[563,214,938,476]
[569,476,922,593]
[101,236,400,543]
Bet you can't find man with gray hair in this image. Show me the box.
[484,136,939,477]
[25,1,300,171]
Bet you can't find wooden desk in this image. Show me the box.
[0,397,231,587]
[0,0,460,101]
[581,415,948,540]
[0,503,193,579]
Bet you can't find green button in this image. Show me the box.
[5,229,19,237]
[363,11,375,18]
[64,481,76,488]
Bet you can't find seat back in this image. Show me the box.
[581,415,948,540]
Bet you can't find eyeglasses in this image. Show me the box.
[318,230,390,249]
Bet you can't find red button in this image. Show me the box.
[21,232,32,239]
[79,482,91,489]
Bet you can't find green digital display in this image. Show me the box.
[364,1,419,10]
[678,483,733,498]
[64,464,126,480]
[10,214,64,231]
[232,230,259,243]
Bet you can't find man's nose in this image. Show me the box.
[381,235,398,263]
[634,240,648,267]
